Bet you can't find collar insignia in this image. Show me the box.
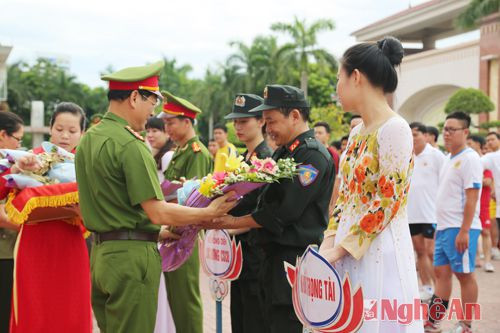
[125,126,144,141]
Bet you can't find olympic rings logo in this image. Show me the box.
[209,278,229,301]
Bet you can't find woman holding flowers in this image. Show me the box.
[2,102,92,333]
[0,111,24,333]
[223,93,273,333]
[319,37,422,332]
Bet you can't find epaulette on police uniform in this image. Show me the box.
[125,126,145,141]
[304,137,331,161]
[192,142,201,153]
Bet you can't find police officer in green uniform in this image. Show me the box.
[224,93,273,333]
[158,90,211,333]
[75,61,236,333]
[207,85,335,332]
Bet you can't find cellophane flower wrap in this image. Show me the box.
[1,142,81,225]
[159,155,298,272]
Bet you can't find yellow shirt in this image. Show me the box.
[213,143,237,172]
[490,199,496,221]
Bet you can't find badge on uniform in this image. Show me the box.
[192,142,201,153]
[289,139,300,152]
[235,95,246,107]
[298,164,318,187]
[125,125,145,141]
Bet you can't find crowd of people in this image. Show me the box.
[0,35,499,333]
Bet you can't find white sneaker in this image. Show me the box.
[484,262,495,272]
[424,320,442,332]
[492,248,500,261]
[444,322,472,333]
[419,286,433,302]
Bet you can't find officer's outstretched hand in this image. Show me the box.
[199,215,235,229]
[207,192,238,219]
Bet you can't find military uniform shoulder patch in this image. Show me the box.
[125,126,145,141]
[297,164,319,187]
[289,139,300,152]
[192,142,201,153]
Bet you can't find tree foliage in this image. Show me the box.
[271,17,336,97]
[6,17,342,139]
[7,58,107,125]
[444,88,495,114]
[457,0,500,29]
[309,104,349,140]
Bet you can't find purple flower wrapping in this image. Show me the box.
[159,224,200,272]
[159,189,209,272]
[161,180,183,197]
[222,181,267,199]
[159,182,266,272]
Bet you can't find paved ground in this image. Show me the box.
[200,261,500,332]
[92,259,500,332]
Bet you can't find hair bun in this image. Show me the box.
[377,36,404,66]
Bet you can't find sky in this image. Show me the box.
[0,0,477,88]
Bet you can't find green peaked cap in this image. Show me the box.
[101,60,165,82]
[159,90,202,120]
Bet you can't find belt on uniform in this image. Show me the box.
[94,230,158,244]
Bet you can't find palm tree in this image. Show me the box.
[457,0,500,28]
[271,16,337,97]
[227,36,290,93]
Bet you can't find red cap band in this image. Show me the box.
[108,76,159,91]
[163,102,197,119]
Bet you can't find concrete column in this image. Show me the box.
[422,37,436,51]
[30,101,45,147]
[479,12,500,126]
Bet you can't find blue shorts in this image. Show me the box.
[434,228,481,273]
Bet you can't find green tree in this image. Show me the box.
[457,0,499,28]
[227,36,292,92]
[303,63,336,107]
[158,57,196,98]
[309,104,349,140]
[271,17,337,97]
[479,120,500,130]
[7,58,107,125]
[444,88,495,114]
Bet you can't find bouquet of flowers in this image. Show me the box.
[1,142,80,225]
[159,155,298,272]
[1,142,75,189]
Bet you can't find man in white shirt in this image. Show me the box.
[425,112,482,333]
[408,122,445,301]
[484,131,500,260]
[426,125,440,149]
[481,133,500,260]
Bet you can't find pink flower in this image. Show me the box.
[212,171,227,185]
[262,158,278,175]
[251,159,264,171]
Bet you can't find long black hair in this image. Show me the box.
[0,111,24,135]
[341,36,404,93]
[146,117,175,170]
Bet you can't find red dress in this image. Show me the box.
[1,147,91,333]
[480,169,493,229]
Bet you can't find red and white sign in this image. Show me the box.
[199,230,243,280]
[285,246,364,333]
